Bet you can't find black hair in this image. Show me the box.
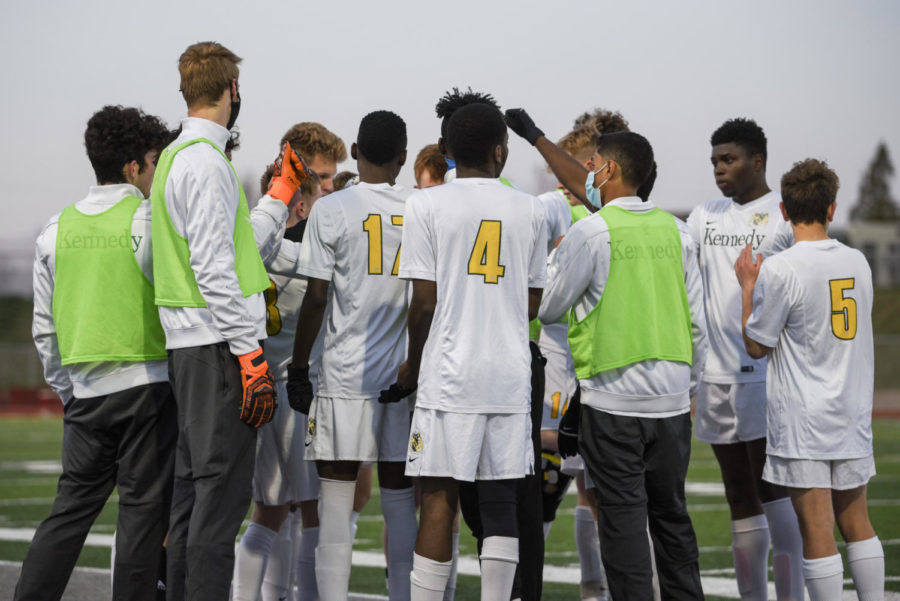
[710,118,767,164]
[636,160,657,201]
[84,106,170,184]
[781,158,840,225]
[445,103,506,169]
[225,129,240,155]
[594,131,654,189]
[356,110,407,166]
[435,87,500,139]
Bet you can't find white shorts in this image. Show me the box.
[405,408,534,482]
[694,381,767,444]
[252,381,320,505]
[763,455,876,490]
[540,348,577,431]
[304,395,411,462]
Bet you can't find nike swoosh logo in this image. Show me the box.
[706,220,716,225]
[408,456,419,463]
[305,441,312,447]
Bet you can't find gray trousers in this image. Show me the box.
[580,408,704,601]
[14,381,176,601]
[165,343,257,601]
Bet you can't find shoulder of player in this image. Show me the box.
[692,197,732,217]
[169,141,233,180]
[566,211,610,243]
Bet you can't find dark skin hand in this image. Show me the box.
[397,279,437,390]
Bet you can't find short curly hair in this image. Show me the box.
[84,105,170,184]
[435,87,500,140]
[357,110,407,166]
[573,108,630,137]
[280,122,347,164]
[781,159,840,225]
[711,118,767,164]
[557,128,597,163]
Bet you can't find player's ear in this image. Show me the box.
[350,143,358,161]
[398,150,407,168]
[122,159,139,186]
[827,201,836,223]
[779,202,789,222]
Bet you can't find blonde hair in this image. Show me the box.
[178,42,241,108]
[280,122,347,164]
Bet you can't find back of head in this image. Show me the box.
[780,159,840,225]
[333,171,358,191]
[557,127,597,164]
[435,87,500,140]
[573,108,630,137]
[595,131,655,189]
[84,105,170,184]
[445,103,507,170]
[711,118,767,164]
[356,110,407,166]
[280,122,348,164]
[414,144,448,183]
[178,41,241,108]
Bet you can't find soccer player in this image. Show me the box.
[737,158,883,601]
[688,118,803,601]
[152,42,307,601]
[287,110,415,601]
[235,121,347,601]
[397,102,547,601]
[518,120,708,600]
[17,106,174,601]
[413,143,448,188]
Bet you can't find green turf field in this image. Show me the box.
[1,416,897,599]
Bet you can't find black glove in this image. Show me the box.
[504,108,545,146]
[286,364,314,414]
[378,382,417,404]
[557,386,581,459]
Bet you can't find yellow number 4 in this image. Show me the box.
[829,278,857,340]
[468,220,505,284]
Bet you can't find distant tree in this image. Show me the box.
[851,142,899,221]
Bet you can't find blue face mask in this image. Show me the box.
[584,162,610,208]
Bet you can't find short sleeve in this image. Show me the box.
[528,198,548,287]
[297,199,340,280]
[745,261,792,348]
[397,191,436,281]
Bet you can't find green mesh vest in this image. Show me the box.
[151,138,269,307]
[568,205,692,379]
[52,197,167,364]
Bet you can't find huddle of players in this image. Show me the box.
[18,38,883,601]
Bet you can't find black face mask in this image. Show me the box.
[226,90,241,130]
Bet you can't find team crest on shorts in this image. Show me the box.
[749,212,769,226]
[307,417,316,437]
[410,431,423,452]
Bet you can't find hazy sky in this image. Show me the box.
[2,0,899,246]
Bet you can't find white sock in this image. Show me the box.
[803,554,843,601]
[543,521,552,540]
[351,510,361,540]
[262,520,293,601]
[574,506,606,600]
[442,532,460,601]
[296,526,318,601]
[847,536,885,601]
[288,511,303,601]
[234,522,278,601]
[411,552,452,601]
[316,479,355,601]
[480,536,518,601]
[110,529,116,592]
[731,514,771,601]
[381,487,417,601]
[763,498,805,601]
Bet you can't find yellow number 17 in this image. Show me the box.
[363,214,403,275]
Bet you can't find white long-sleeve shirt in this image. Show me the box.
[32,184,168,403]
[158,117,290,355]
[539,196,707,417]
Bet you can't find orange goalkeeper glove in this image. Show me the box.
[237,347,277,428]
[267,142,311,205]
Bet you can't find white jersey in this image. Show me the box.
[745,239,874,460]
[297,182,412,399]
[535,189,574,355]
[398,177,547,414]
[687,192,793,383]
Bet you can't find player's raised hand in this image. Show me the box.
[267,142,312,206]
[286,364,314,414]
[504,108,545,146]
[734,243,764,291]
[237,348,277,428]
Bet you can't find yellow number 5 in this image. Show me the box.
[829,278,857,340]
[468,220,505,284]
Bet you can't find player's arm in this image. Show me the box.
[398,279,437,390]
[538,231,593,324]
[252,144,311,267]
[286,277,328,412]
[734,244,773,359]
[528,288,543,321]
[505,108,593,210]
[682,230,708,393]
[32,226,74,403]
